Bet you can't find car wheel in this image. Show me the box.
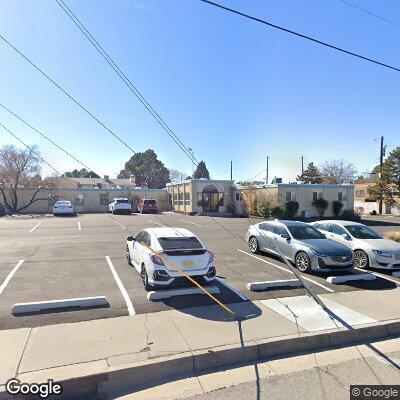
[295,252,311,272]
[126,246,131,266]
[249,236,259,254]
[141,265,151,291]
[354,250,369,269]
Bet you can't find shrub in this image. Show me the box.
[384,231,400,242]
[285,201,299,219]
[332,200,343,217]
[340,210,361,221]
[271,204,285,218]
[312,198,329,217]
[257,201,272,219]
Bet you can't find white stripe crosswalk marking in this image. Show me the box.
[179,219,204,228]
[237,249,334,292]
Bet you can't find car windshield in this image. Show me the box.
[144,199,156,204]
[345,225,382,239]
[287,225,325,240]
[158,236,203,250]
[56,201,71,205]
[116,199,130,204]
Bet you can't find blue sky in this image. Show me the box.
[0,0,399,182]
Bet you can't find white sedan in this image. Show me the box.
[53,200,75,216]
[311,220,400,270]
[126,227,216,291]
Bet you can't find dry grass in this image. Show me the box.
[384,231,400,242]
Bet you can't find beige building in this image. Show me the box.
[167,179,234,215]
[236,183,355,218]
[2,187,169,214]
[354,183,400,215]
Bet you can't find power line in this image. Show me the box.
[336,0,400,29]
[55,0,198,166]
[200,0,400,73]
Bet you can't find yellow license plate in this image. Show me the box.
[182,260,194,267]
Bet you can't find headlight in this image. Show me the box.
[310,249,328,257]
[372,250,392,258]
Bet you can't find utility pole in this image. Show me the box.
[379,136,385,214]
[265,156,269,185]
[301,156,304,176]
[230,160,233,180]
[188,147,195,178]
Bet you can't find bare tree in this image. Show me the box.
[0,145,56,213]
[320,159,357,184]
[168,168,187,182]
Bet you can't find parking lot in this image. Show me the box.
[0,212,400,330]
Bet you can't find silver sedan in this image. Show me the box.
[245,220,354,272]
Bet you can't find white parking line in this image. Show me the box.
[147,219,166,227]
[355,267,400,286]
[105,256,135,316]
[0,260,24,296]
[78,221,81,231]
[114,219,127,230]
[29,222,41,233]
[179,219,204,228]
[216,277,249,300]
[237,249,334,293]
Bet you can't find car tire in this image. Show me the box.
[248,236,259,254]
[126,246,132,266]
[354,250,369,269]
[295,252,311,272]
[141,265,151,291]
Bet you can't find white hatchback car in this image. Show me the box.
[311,220,400,270]
[109,198,131,214]
[126,227,216,291]
[53,200,75,216]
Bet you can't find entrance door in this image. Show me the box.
[202,192,219,212]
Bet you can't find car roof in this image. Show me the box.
[144,227,195,238]
[114,197,129,200]
[273,220,309,227]
[316,220,364,227]
[55,200,71,203]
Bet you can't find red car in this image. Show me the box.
[137,199,158,214]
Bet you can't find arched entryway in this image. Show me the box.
[201,185,223,212]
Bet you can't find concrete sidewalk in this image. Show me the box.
[1,289,400,399]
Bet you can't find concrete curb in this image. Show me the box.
[1,319,399,400]
[246,279,301,291]
[326,274,376,283]
[12,296,109,315]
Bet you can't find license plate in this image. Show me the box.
[182,260,194,267]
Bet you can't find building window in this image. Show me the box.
[99,193,109,205]
[356,190,365,197]
[178,192,183,205]
[173,193,178,205]
[235,192,243,201]
[197,193,203,207]
[77,183,82,189]
[318,192,323,199]
[184,192,191,205]
[313,192,323,201]
[285,191,291,202]
[75,194,84,206]
[338,192,343,202]
[218,193,224,206]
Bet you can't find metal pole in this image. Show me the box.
[266,156,269,185]
[379,136,384,214]
[301,156,304,175]
[230,160,233,180]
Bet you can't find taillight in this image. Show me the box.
[150,254,164,266]
[208,251,214,264]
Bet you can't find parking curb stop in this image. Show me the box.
[247,279,302,291]
[326,274,376,284]
[147,286,220,301]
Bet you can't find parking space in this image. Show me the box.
[0,212,399,330]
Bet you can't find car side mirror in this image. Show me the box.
[342,233,352,241]
[127,236,135,241]
[280,233,290,241]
